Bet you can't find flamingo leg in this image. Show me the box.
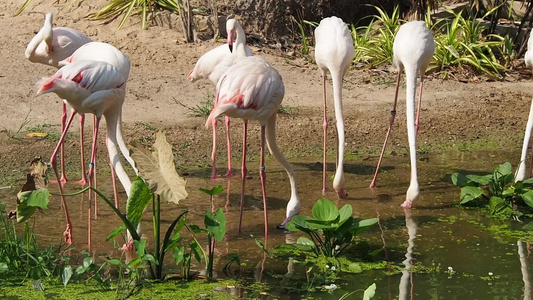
[238,121,248,233]
[370,70,402,188]
[50,110,77,244]
[225,116,234,177]
[77,114,88,185]
[260,125,269,238]
[211,119,218,179]
[322,74,328,194]
[59,101,68,185]
[415,75,425,133]
[87,115,102,249]
[93,115,99,219]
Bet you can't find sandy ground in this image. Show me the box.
[1,0,533,185]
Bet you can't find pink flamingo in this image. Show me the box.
[516,29,533,182]
[314,16,354,199]
[36,44,132,246]
[369,21,435,208]
[188,19,253,179]
[26,12,92,185]
[205,56,301,237]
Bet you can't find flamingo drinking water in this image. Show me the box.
[369,21,435,208]
[314,16,354,199]
[205,56,301,237]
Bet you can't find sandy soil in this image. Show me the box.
[1,0,533,185]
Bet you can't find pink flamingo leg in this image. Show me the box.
[238,121,248,233]
[93,115,99,219]
[211,119,218,179]
[415,76,424,133]
[370,70,402,188]
[77,114,88,185]
[259,125,269,238]
[225,116,234,177]
[59,101,68,185]
[322,74,328,194]
[50,110,77,244]
[87,116,101,249]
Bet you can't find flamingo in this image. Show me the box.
[515,29,533,182]
[369,21,435,208]
[36,45,132,247]
[205,56,301,237]
[314,16,354,199]
[399,209,417,300]
[26,12,92,185]
[188,19,253,179]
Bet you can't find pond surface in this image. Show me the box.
[2,149,533,299]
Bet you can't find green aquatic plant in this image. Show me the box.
[451,162,533,217]
[285,198,378,258]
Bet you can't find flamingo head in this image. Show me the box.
[226,18,237,53]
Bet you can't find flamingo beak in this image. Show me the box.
[228,31,234,53]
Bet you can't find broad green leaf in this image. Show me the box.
[460,186,484,204]
[199,185,223,196]
[0,263,7,273]
[126,177,153,230]
[312,199,339,221]
[363,283,377,300]
[337,204,353,224]
[351,218,378,236]
[16,189,50,223]
[130,131,188,205]
[295,236,316,252]
[82,257,93,268]
[142,254,158,264]
[134,239,147,256]
[521,177,533,187]
[106,224,126,241]
[205,209,226,241]
[451,173,469,186]
[345,262,362,274]
[465,174,491,185]
[190,240,203,263]
[496,162,512,176]
[106,259,122,266]
[489,196,514,216]
[285,215,314,232]
[75,266,87,277]
[173,246,185,265]
[521,190,533,208]
[61,266,72,287]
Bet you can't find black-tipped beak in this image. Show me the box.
[228,44,233,53]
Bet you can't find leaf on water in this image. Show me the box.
[130,131,188,204]
[199,185,223,196]
[205,209,226,241]
[363,283,377,300]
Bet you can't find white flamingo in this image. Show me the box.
[26,12,92,185]
[205,56,301,236]
[36,43,132,247]
[516,29,533,182]
[314,16,354,199]
[369,21,435,208]
[188,19,253,179]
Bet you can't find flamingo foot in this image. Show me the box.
[322,188,327,194]
[225,169,235,178]
[337,190,348,199]
[369,179,377,188]
[63,223,73,244]
[400,200,413,208]
[59,173,68,185]
[77,176,88,186]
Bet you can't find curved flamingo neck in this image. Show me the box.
[404,63,419,184]
[233,23,247,57]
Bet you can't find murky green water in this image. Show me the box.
[2,149,532,298]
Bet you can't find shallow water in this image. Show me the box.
[2,149,533,298]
